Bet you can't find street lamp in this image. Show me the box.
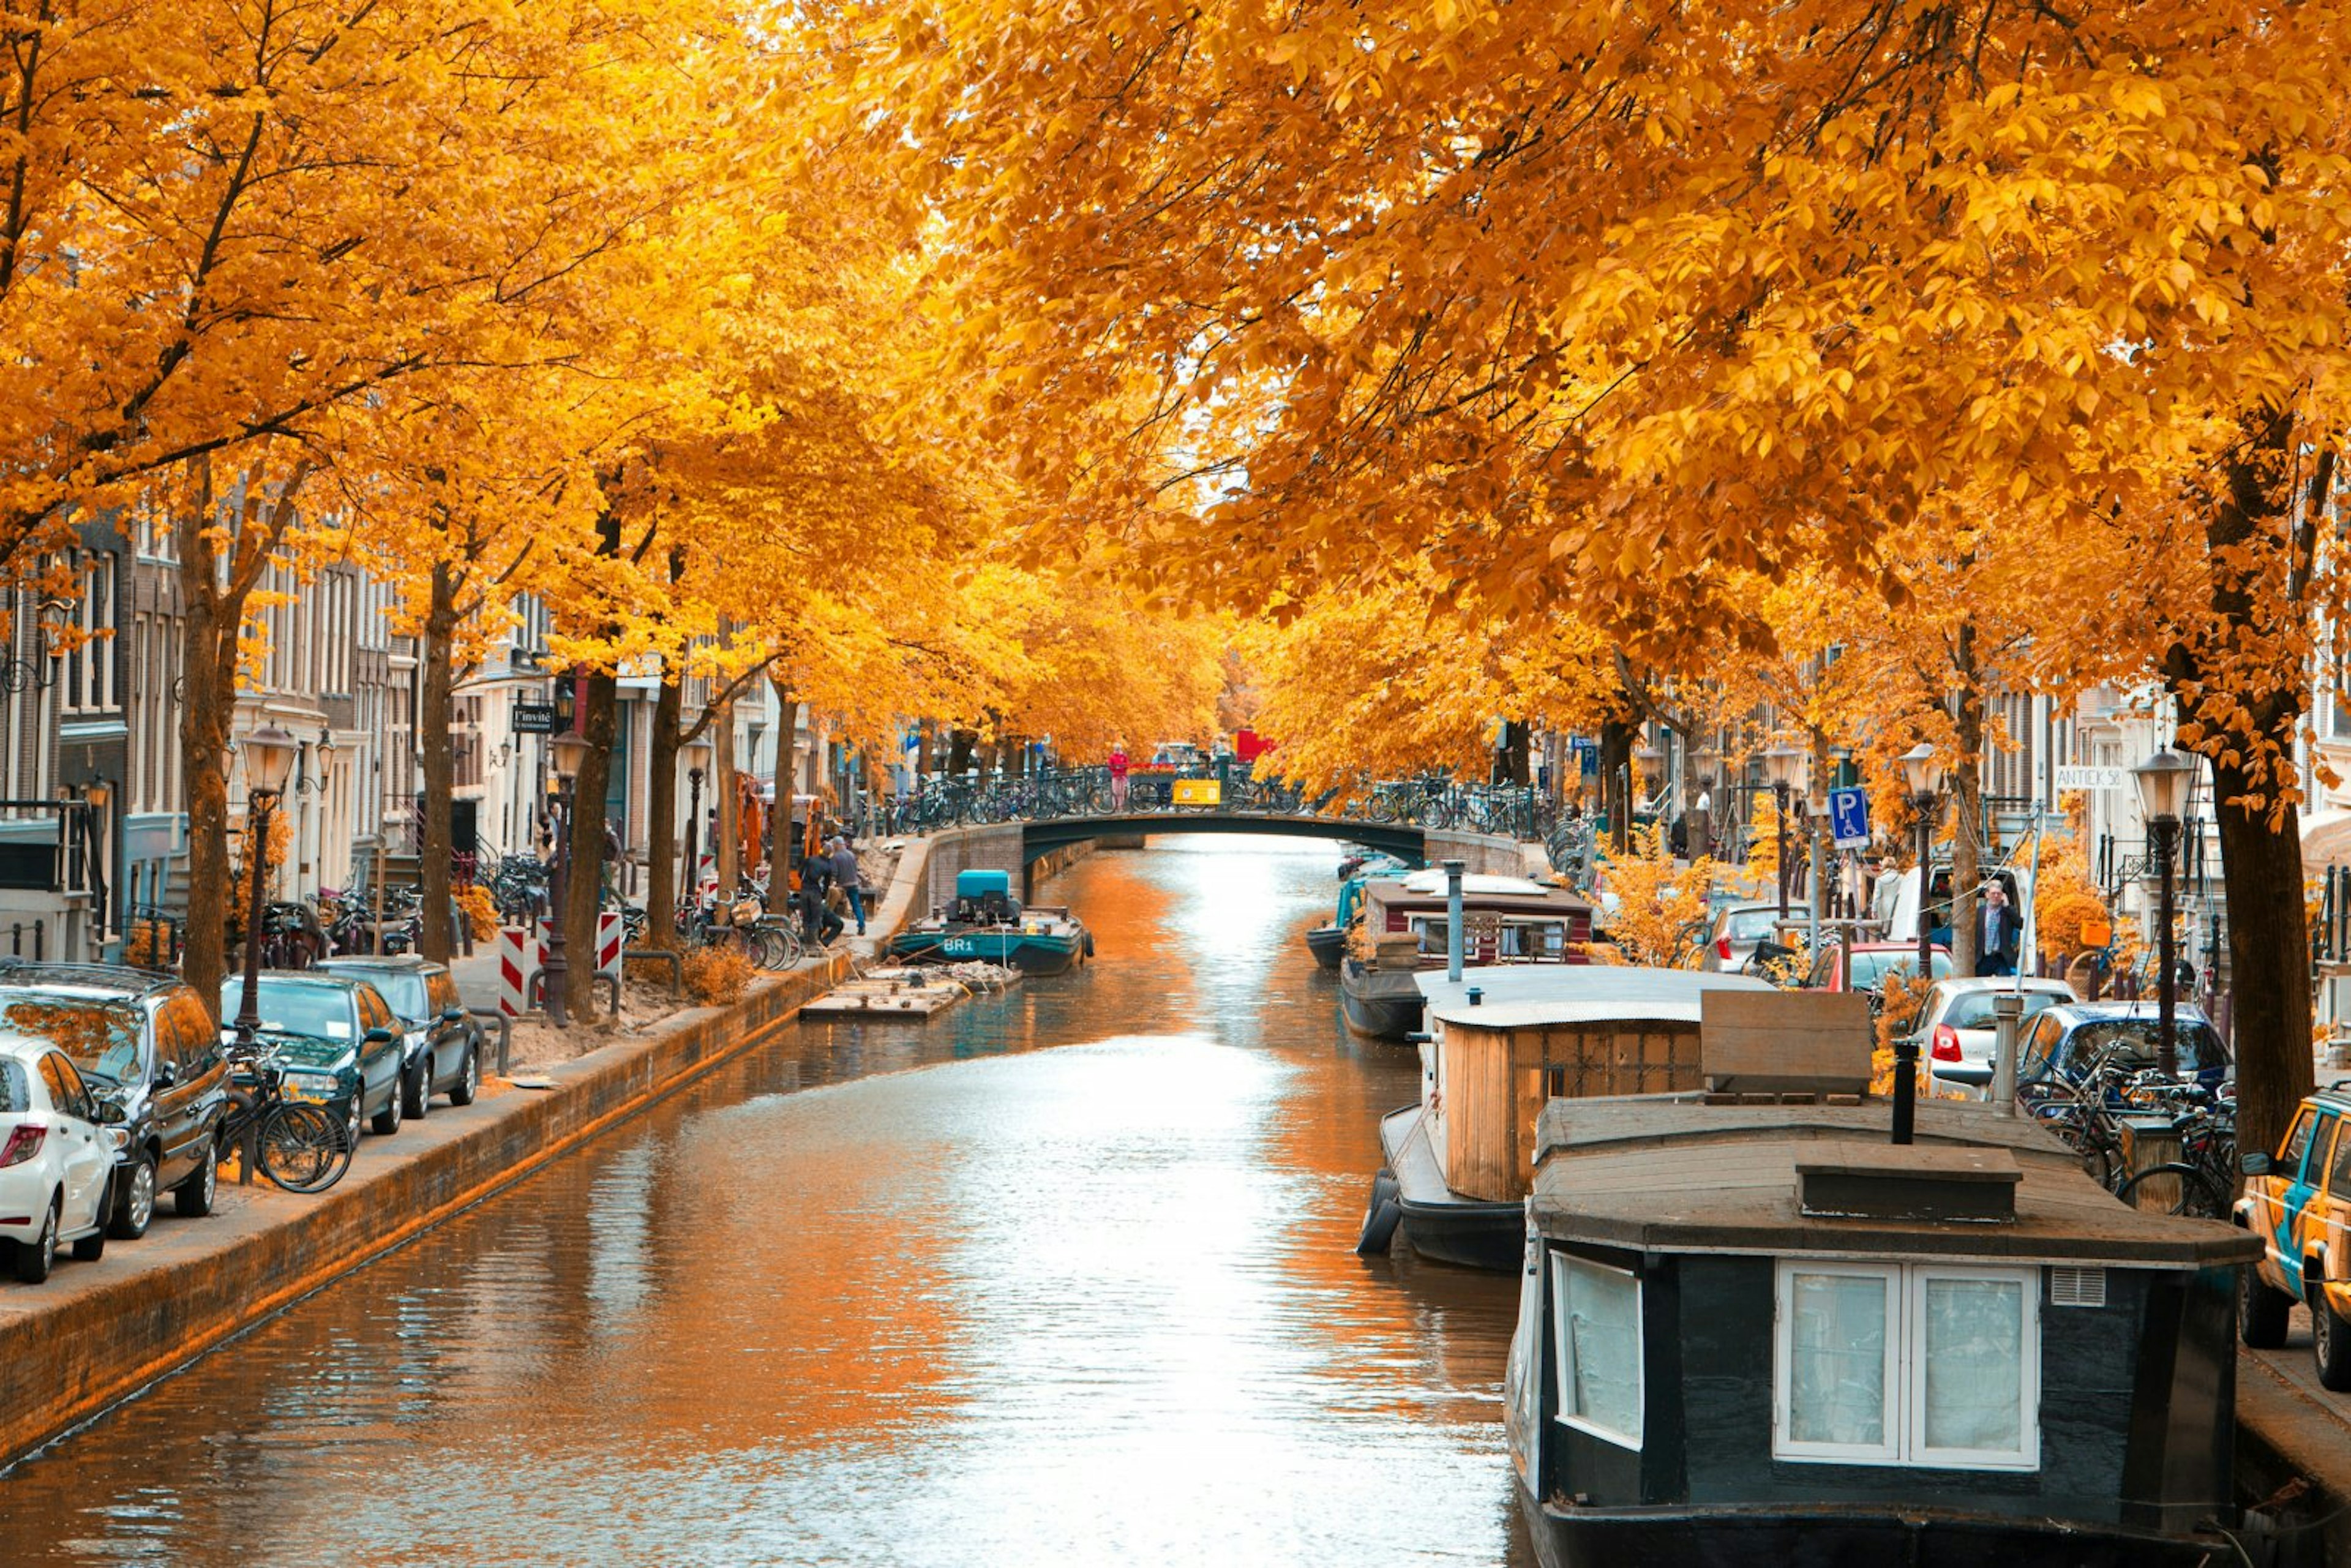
[544,730,590,1029]
[680,731,713,913]
[2133,745,2197,1079]
[1895,741,1943,1146]
[1762,743,1809,922]
[231,724,300,1046]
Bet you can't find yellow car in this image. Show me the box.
[2237,1083,2351,1389]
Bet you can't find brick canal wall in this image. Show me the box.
[0,953,852,1472]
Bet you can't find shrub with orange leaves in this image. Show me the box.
[1594,823,1715,969]
[682,945,752,1007]
[454,884,499,943]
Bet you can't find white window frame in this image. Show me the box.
[1550,1251,1644,1451]
[1772,1259,2039,1471]
[1908,1265,2040,1471]
[1774,1261,1902,1465]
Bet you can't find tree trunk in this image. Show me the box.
[769,678,800,918]
[1501,720,1531,788]
[561,669,617,1020]
[1947,617,1984,975]
[713,696,739,898]
[417,561,459,963]
[2212,758,2314,1168]
[947,727,974,774]
[178,556,237,1025]
[917,718,935,777]
[1599,715,1637,854]
[644,673,683,950]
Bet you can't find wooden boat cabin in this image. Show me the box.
[1369,968,1783,1270]
[1506,1090,2262,1567]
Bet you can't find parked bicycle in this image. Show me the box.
[218,1040,354,1194]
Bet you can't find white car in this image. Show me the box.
[1912,977,2079,1094]
[0,1035,121,1283]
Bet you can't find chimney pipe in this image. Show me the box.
[1444,859,1466,983]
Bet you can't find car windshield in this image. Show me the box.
[1943,989,2069,1030]
[351,972,428,1019]
[220,981,354,1042]
[2064,1018,2226,1075]
[1850,950,1954,989]
[1723,909,1779,941]
[0,1059,28,1112]
[0,997,142,1085]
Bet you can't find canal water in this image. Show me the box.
[0,839,1533,1566]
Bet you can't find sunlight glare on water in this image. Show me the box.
[0,837,1531,1567]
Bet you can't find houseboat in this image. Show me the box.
[1366,966,1780,1270]
[1507,1087,2260,1566]
[889,869,1092,976]
[1305,861,1403,972]
[1338,870,1595,1040]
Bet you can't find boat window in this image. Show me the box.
[1499,921,1565,958]
[1774,1261,2039,1471]
[1550,1253,1642,1450]
[1412,918,1449,956]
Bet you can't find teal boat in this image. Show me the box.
[890,870,1093,977]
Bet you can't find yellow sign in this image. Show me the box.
[1173,779,1222,806]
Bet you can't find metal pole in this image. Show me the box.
[233,797,273,1045]
[1445,858,1466,983]
[1775,782,1789,922]
[2156,816,2178,1079]
[544,778,572,1029]
[1805,796,1823,955]
[1990,990,2022,1116]
[1895,793,1932,1146]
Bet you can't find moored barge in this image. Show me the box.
[1338,870,1594,1041]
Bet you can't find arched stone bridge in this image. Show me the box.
[909,812,1545,907]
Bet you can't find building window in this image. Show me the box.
[1773,1261,2039,1471]
[1550,1252,1643,1450]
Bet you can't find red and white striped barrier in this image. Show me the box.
[497,928,540,1019]
[533,912,624,980]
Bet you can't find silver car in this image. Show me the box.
[1698,902,1786,973]
[1913,977,2079,1094]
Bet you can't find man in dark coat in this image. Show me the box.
[1976,880,2023,977]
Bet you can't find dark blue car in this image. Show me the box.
[2017,1000,2229,1091]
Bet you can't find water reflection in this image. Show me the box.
[0,837,1531,1566]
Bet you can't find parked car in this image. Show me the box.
[1805,939,1953,1010]
[2016,1000,2229,1092]
[1697,902,1785,974]
[217,973,407,1144]
[0,1034,121,1281]
[0,960,231,1237]
[2238,1082,2351,1387]
[315,956,482,1117]
[1901,976,2079,1093]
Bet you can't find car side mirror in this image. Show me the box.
[153,1060,178,1090]
[91,1098,127,1125]
[2241,1152,2273,1177]
[441,1007,465,1025]
[363,1027,397,1045]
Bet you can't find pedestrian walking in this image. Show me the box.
[1108,741,1130,811]
[830,835,866,936]
[1976,880,2022,977]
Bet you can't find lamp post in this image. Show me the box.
[231,725,300,1046]
[2132,745,2196,1080]
[680,732,713,914]
[1895,742,1943,1146]
[544,730,590,1029]
[1763,744,1808,924]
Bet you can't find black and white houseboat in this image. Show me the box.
[1338,869,1594,1040]
[1506,1089,2262,1566]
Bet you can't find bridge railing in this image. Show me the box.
[875,767,1575,854]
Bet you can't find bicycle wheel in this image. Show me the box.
[769,924,804,967]
[2115,1162,2229,1218]
[257,1103,354,1194]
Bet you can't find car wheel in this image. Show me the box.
[401,1056,430,1121]
[174,1138,220,1217]
[345,1093,366,1147]
[13,1199,56,1283]
[2241,1261,2294,1349]
[370,1077,402,1136]
[107,1151,156,1240]
[2317,1289,2351,1392]
[448,1043,479,1107]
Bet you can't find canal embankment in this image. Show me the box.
[0,952,854,1472]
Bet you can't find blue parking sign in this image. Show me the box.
[1828,787,1871,849]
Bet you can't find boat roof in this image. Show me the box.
[1416,965,1775,1029]
[1363,874,1590,914]
[1529,1094,2259,1268]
